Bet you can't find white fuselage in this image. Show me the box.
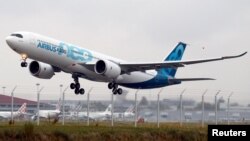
[0,111,21,119]
[6,32,157,87]
[123,112,135,118]
[76,108,135,120]
[77,111,110,120]
[38,110,61,119]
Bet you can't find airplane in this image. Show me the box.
[123,105,135,118]
[0,103,26,119]
[75,104,138,121]
[110,105,136,120]
[5,32,247,95]
[70,103,82,118]
[32,99,61,122]
[76,104,112,120]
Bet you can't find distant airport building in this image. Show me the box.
[0,94,55,113]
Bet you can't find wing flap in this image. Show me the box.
[120,62,184,73]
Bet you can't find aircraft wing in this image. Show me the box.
[78,52,247,73]
[119,52,247,73]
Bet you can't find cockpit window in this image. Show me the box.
[11,33,23,38]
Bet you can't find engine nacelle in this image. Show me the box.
[94,60,121,79]
[29,61,55,79]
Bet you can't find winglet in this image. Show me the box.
[240,51,247,57]
[222,51,247,59]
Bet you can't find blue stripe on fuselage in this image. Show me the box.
[118,73,181,89]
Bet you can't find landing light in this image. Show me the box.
[21,54,27,59]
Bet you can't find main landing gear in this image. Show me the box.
[70,74,85,95]
[108,82,123,95]
[69,74,122,95]
[20,54,28,67]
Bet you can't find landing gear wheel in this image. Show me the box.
[75,83,80,89]
[75,89,80,95]
[21,62,27,67]
[79,88,85,95]
[113,84,118,89]
[110,82,123,95]
[70,83,75,89]
[117,88,122,95]
[108,83,114,89]
[112,88,117,93]
[113,90,118,95]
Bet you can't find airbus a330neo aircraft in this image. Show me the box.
[6,32,247,95]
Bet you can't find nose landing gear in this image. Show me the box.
[20,54,28,67]
[21,62,27,67]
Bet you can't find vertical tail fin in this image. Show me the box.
[105,104,112,113]
[125,105,135,114]
[74,103,82,112]
[158,42,187,77]
[17,103,27,114]
[125,105,133,113]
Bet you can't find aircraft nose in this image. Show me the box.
[6,36,14,46]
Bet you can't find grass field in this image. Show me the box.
[0,121,207,141]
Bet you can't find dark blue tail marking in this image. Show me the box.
[157,42,186,77]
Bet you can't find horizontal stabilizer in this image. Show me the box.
[168,78,215,82]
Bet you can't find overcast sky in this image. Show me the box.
[0,0,249,104]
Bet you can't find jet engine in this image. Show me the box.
[94,60,121,79]
[29,61,55,79]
